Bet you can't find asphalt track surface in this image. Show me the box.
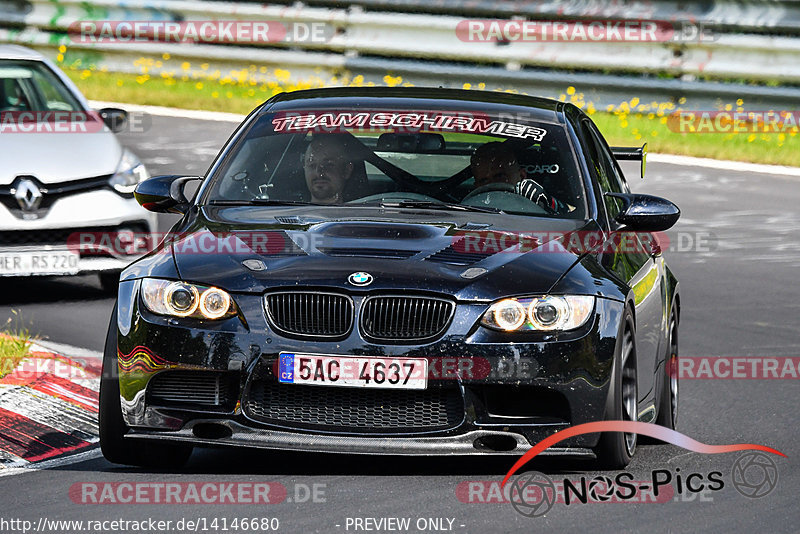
[0,114,798,533]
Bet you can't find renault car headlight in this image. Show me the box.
[109,149,149,194]
[141,279,236,320]
[481,295,594,331]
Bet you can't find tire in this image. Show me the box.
[656,307,679,430]
[594,312,638,469]
[99,304,193,468]
[99,271,121,294]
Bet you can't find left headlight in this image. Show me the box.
[141,278,237,320]
[481,295,595,332]
[109,149,149,194]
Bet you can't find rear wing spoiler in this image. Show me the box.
[610,143,647,179]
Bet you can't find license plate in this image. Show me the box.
[278,353,428,390]
[0,249,79,276]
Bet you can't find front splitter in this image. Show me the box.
[126,419,596,458]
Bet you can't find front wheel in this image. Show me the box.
[594,312,638,469]
[99,304,193,468]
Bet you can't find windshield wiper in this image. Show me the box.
[209,199,501,213]
[379,201,502,214]
[207,199,314,206]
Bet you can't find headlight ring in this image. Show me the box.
[141,278,236,320]
[481,295,594,332]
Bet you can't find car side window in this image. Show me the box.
[30,69,74,111]
[579,120,620,222]
[584,121,630,222]
[0,78,31,111]
[589,123,630,195]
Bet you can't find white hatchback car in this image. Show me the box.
[0,45,156,290]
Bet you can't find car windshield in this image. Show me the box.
[0,60,82,112]
[206,108,586,218]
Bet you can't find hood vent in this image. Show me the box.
[275,216,303,225]
[317,222,435,240]
[425,239,495,266]
[459,222,492,231]
[253,230,306,256]
[318,247,419,259]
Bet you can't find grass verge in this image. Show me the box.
[0,323,33,379]
[591,112,800,167]
[65,69,800,167]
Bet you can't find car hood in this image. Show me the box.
[172,205,597,301]
[0,130,122,184]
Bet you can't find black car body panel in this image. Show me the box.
[111,88,680,458]
[171,207,591,297]
[116,283,625,450]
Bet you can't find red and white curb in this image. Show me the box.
[0,340,101,470]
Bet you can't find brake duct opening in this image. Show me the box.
[192,422,233,440]
[473,435,518,452]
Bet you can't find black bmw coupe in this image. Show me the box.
[99,87,681,469]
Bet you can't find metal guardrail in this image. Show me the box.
[267,0,800,34]
[0,0,798,109]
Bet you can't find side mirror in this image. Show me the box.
[607,193,680,231]
[134,175,202,214]
[98,108,128,133]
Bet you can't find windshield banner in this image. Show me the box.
[270,111,548,140]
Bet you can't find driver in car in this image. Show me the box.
[470,142,569,213]
[302,135,355,204]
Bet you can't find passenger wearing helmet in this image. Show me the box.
[470,141,569,213]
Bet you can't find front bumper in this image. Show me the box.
[0,244,150,277]
[117,281,626,455]
[0,189,157,277]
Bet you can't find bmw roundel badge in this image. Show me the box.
[348,272,373,286]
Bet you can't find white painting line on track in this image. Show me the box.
[31,340,103,361]
[88,99,246,123]
[0,448,103,478]
[648,153,800,178]
[0,448,24,467]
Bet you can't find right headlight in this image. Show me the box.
[109,149,149,195]
[141,278,237,320]
[481,295,594,332]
